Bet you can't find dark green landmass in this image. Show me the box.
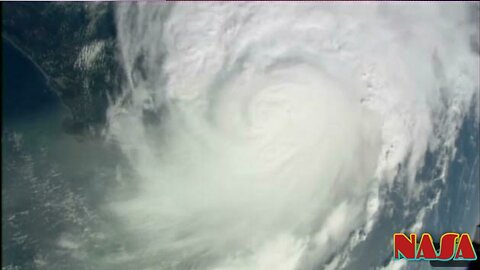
[2,2,122,134]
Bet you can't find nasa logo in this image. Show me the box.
[393,233,477,261]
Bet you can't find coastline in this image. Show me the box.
[2,34,75,121]
[2,34,51,84]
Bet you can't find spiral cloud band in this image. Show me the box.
[105,3,479,270]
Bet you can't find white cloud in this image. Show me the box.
[104,2,479,269]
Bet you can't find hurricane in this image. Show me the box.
[2,2,479,270]
[102,2,479,270]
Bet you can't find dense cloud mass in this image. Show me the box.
[3,2,478,270]
[101,2,479,270]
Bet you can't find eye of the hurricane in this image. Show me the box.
[210,65,368,170]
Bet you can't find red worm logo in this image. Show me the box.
[393,233,477,261]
